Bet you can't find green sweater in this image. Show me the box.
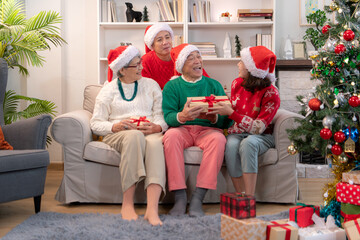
[162,76,233,128]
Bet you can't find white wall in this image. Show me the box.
[18,0,311,162]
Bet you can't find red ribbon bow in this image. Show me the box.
[266,221,292,240]
[131,116,150,126]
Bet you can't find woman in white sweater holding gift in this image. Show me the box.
[90,45,168,226]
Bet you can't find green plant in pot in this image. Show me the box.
[0,0,66,138]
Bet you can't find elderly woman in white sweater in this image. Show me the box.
[90,45,168,226]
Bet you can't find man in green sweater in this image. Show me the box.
[162,44,232,217]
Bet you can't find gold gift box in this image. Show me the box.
[343,170,360,185]
[267,220,298,240]
[221,214,267,240]
[188,96,231,113]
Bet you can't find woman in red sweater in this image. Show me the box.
[142,23,209,89]
[208,46,280,197]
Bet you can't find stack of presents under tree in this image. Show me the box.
[219,177,360,240]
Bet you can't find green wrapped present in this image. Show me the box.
[340,202,360,224]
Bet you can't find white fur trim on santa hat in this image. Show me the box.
[144,23,174,50]
[109,45,140,73]
[175,45,200,73]
[240,47,276,83]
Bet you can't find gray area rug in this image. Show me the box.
[2,211,289,240]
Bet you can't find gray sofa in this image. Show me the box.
[0,59,51,213]
[52,85,302,204]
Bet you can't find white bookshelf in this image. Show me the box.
[97,0,275,85]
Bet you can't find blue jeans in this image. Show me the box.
[225,133,275,177]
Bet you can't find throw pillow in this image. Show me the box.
[0,125,13,150]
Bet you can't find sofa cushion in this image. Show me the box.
[83,141,121,167]
[0,150,49,173]
[83,85,102,113]
[184,146,278,167]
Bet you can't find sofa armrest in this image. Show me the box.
[3,114,52,149]
[51,110,93,161]
[272,109,304,163]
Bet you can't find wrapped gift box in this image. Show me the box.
[129,116,150,126]
[343,170,360,185]
[266,220,298,240]
[336,182,360,206]
[289,204,320,228]
[340,202,360,224]
[298,226,346,240]
[343,218,360,240]
[221,214,267,240]
[220,192,256,219]
[188,95,231,112]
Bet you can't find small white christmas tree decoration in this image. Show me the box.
[284,35,293,59]
[223,32,231,58]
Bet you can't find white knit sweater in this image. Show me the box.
[90,77,168,135]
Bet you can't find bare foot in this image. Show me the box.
[144,210,163,226]
[121,205,138,221]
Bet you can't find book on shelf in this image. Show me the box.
[190,42,217,58]
[101,0,107,22]
[189,1,211,22]
[104,0,117,22]
[238,17,272,22]
[157,0,183,22]
[237,9,273,14]
[256,34,272,51]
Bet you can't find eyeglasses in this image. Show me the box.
[125,60,142,69]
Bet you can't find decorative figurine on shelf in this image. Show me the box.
[143,6,149,22]
[223,32,231,58]
[125,2,142,22]
[284,35,293,59]
[235,35,241,57]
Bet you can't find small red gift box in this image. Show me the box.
[220,192,256,219]
[336,182,360,206]
[288,203,320,228]
[129,116,150,126]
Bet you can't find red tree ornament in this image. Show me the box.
[320,128,332,140]
[349,95,360,107]
[335,44,346,54]
[308,98,322,111]
[334,131,346,143]
[331,144,343,155]
[322,25,331,34]
[343,30,355,41]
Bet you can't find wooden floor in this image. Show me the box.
[0,169,328,238]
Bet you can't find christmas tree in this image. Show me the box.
[288,0,360,226]
[235,35,242,57]
[143,6,149,22]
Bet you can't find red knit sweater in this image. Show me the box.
[141,51,210,89]
[228,77,280,135]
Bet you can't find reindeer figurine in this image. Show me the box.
[125,2,143,22]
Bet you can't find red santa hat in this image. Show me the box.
[170,43,200,75]
[144,23,174,53]
[107,45,140,82]
[240,46,277,83]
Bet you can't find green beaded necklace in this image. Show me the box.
[117,78,138,101]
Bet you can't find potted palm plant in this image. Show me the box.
[0,0,66,126]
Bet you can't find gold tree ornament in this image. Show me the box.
[345,138,356,153]
[330,1,340,11]
[338,153,349,164]
[287,144,298,155]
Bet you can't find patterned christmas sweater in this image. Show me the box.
[141,51,210,89]
[228,77,280,135]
